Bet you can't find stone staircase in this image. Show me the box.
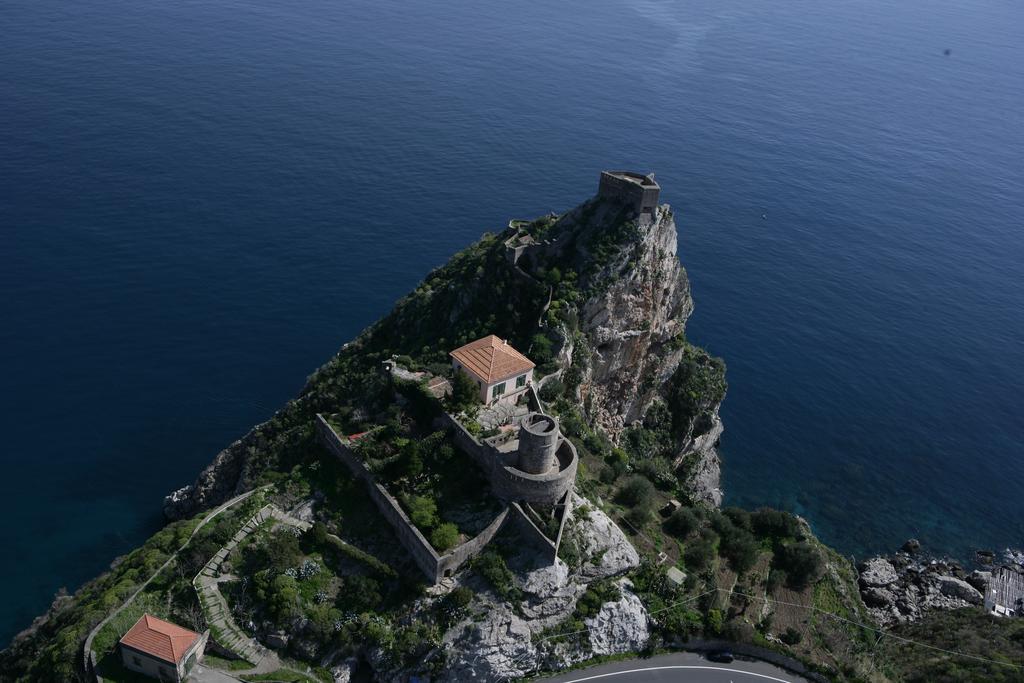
[194,504,313,668]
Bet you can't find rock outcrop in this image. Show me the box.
[544,201,726,506]
[436,501,645,681]
[677,408,724,507]
[584,584,650,656]
[577,207,693,437]
[858,552,984,627]
[163,423,262,519]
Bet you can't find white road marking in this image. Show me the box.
[558,665,794,682]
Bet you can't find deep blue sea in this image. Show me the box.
[2,0,1022,644]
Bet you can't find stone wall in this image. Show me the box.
[509,503,558,562]
[434,412,577,504]
[316,415,511,584]
[437,507,510,578]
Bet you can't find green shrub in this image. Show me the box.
[430,523,460,552]
[706,608,724,635]
[711,512,761,574]
[751,508,801,541]
[774,542,823,588]
[450,370,479,411]
[780,627,802,645]
[665,507,699,539]
[473,552,521,603]
[616,475,656,508]
[664,345,726,438]
[683,529,718,571]
[406,495,438,530]
[774,540,823,589]
[539,378,565,402]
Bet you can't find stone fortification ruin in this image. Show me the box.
[598,170,660,220]
[316,358,578,585]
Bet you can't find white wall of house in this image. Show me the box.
[452,361,533,405]
[483,369,533,404]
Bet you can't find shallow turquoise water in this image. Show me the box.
[2,0,1022,643]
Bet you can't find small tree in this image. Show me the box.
[450,369,479,410]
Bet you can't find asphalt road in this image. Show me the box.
[540,652,814,683]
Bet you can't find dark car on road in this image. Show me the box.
[706,650,735,663]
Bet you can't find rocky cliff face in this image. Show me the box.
[576,207,692,437]
[565,203,725,506]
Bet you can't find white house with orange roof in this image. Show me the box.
[118,613,207,682]
[450,334,535,405]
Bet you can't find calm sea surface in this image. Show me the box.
[2,0,1022,644]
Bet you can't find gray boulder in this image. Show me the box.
[859,558,898,587]
[937,576,983,605]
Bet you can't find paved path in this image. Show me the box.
[83,486,271,682]
[194,504,311,675]
[188,663,244,683]
[539,652,813,683]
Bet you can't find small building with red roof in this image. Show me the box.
[119,613,207,681]
[450,335,535,405]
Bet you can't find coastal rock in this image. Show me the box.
[329,658,359,683]
[862,586,896,608]
[968,570,992,592]
[859,552,989,627]
[162,427,261,519]
[901,538,921,554]
[937,576,983,604]
[858,558,898,587]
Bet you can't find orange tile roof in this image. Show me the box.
[450,335,535,385]
[119,614,199,664]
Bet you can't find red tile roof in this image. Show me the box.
[450,335,534,385]
[119,614,199,664]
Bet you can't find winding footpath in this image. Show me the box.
[193,504,311,674]
[83,485,271,682]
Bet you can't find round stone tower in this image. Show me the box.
[517,413,560,474]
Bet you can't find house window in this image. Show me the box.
[491,382,506,399]
[132,656,142,667]
[515,374,527,388]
